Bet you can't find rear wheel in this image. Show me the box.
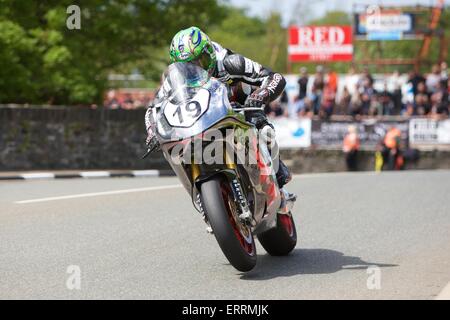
[257,212,297,256]
[200,176,256,272]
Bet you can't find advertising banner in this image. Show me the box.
[288,26,353,62]
[271,118,311,149]
[354,10,415,40]
[409,119,450,145]
[311,120,409,147]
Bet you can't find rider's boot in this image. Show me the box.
[276,158,292,189]
[277,159,296,208]
[246,110,297,213]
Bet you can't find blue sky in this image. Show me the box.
[227,0,450,26]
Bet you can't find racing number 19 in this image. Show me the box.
[173,101,202,124]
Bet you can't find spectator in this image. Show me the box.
[290,95,304,116]
[448,77,450,97]
[122,93,134,110]
[382,126,403,170]
[357,66,374,89]
[336,86,352,115]
[438,62,449,116]
[404,102,416,117]
[440,61,448,82]
[288,95,302,118]
[415,93,431,116]
[320,85,335,119]
[374,142,384,172]
[343,125,360,171]
[264,100,284,118]
[379,83,394,115]
[321,67,338,118]
[430,80,449,116]
[360,77,376,115]
[133,91,150,109]
[389,70,403,114]
[426,64,442,94]
[369,94,383,116]
[344,66,359,96]
[297,67,309,100]
[415,82,431,115]
[280,90,289,113]
[311,65,325,115]
[350,91,363,118]
[407,70,426,97]
[104,90,121,109]
[297,97,313,118]
[326,68,338,94]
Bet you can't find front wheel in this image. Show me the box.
[257,213,297,256]
[200,176,256,272]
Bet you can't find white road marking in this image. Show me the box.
[80,171,110,178]
[132,170,159,177]
[15,184,183,204]
[21,173,55,179]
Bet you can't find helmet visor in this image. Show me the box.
[192,50,213,72]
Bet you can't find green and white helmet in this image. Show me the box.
[169,26,217,75]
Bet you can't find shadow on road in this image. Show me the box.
[240,248,398,280]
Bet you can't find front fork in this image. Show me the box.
[191,151,255,231]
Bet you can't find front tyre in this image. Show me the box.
[200,176,256,272]
[257,213,297,256]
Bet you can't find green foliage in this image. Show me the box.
[209,8,266,61]
[209,9,287,73]
[308,10,351,26]
[0,0,225,105]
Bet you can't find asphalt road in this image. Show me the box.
[1,170,450,299]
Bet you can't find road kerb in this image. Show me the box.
[0,170,176,181]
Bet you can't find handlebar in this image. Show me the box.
[230,102,265,112]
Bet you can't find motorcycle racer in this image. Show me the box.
[145,26,292,188]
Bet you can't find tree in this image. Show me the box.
[209,7,266,62]
[0,0,225,105]
[209,9,287,72]
[308,10,351,26]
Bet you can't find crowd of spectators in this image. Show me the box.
[268,62,449,119]
[103,89,155,110]
[102,63,449,119]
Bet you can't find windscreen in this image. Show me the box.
[155,62,231,141]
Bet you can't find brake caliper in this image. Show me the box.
[231,179,255,227]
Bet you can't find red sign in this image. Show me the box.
[288,26,353,62]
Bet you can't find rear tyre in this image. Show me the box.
[257,213,297,256]
[200,176,256,272]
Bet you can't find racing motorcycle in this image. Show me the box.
[145,62,297,272]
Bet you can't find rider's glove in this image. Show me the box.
[142,128,161,159]
[146,128,160,153]
[245,88,270,109]
[144,107,160,155]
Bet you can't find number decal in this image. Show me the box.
[186,101,201,118]
[164,89,210,127]
[173,105,183,124]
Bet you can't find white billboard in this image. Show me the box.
[409,119,450,145]
[271,118,311,149]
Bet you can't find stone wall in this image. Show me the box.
[280,148,450,173]
[1,107,449,173]
[0,107,169,171]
